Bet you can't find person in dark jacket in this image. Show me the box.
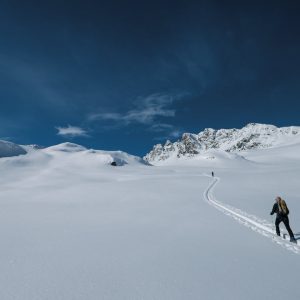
[270,196,296,243]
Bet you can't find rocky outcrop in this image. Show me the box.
[144,123,300,163]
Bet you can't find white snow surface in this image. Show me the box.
[1,139,300,299]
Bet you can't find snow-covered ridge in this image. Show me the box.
[0,141,147,166]
[0,140,45,158]
[0,140,27,157]
[42,142,148,166]
[144,123,300,163]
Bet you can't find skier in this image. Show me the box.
[270,196,296,243]
[212,171,214,177]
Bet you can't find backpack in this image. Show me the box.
[278,199,289,216]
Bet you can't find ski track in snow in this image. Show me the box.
[203,176,300,255]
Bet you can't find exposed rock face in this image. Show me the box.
[144,123,300,163]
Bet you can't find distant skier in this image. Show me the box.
[270,196,296,243]
[212,171,214,177]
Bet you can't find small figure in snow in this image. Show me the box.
[270,196,296,243]
[212,171,214,177]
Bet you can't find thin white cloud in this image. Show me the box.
[169,130,182,138]
[153,130,183,142]
[56,125,88,138]
[151,123,183,142]
[89,112,121,122]
[0,54,68,108]
[88,93,178,125]
[150,123,175,132]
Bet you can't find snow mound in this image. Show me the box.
[200,150,248,162]
[0,140,27,158]
[45,142,87,153]
[85,149,149,166]
[41,143,148,166]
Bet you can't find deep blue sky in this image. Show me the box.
[0,1,299,155]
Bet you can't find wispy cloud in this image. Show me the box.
[88,93,178,125]
[56,125,88,138]
[0,54,68,108]
[150,123,183,142]
[150,123,175,132]
[87,93,185,141]
[168,130,182,138]
[153,129,183,142]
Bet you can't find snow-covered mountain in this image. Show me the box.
[0,141,147,168]
[42,142,148,166]
[0,140,46,158]
[145,123,300,163]
[0,142,148,189]
[0,140,27,157]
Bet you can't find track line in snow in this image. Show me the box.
[203,177,300,255]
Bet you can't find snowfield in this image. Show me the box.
[0,141,300,299]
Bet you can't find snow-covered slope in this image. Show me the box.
[0,140,27,157]
[1,134,300,299]
[0,141,146,166]
[145,123,300,164]
[44,142,148,166]
[2,140,145,169]
[0,142,148,188]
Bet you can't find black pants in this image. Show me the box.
[275,216,295,239]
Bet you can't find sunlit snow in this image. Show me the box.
[1,131,300,300]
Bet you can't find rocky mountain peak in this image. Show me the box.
[144,123,300,163]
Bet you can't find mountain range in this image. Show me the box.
[1,124,300,165]
[144,123,300,163]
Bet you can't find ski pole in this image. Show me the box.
[270,215,274,231]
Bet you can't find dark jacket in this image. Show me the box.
[270,202,289,217]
